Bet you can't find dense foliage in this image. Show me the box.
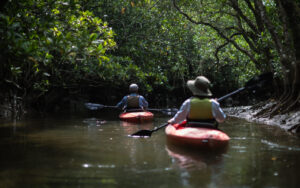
[0,0,117,117]
[0,0,299,119]
[172,0,300,116]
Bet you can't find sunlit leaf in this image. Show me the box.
[121,7,126,14]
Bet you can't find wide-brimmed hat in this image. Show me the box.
[187,76,212,97]
[129,83,139,93]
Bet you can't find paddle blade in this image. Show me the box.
[84,103,104,110]
[245,72,273,89]
[129,130,153,137]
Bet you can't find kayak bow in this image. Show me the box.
[119,111,154,123]
[165,123,230,150]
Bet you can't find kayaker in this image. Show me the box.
[168,76,226,129]
[116,83,149,112]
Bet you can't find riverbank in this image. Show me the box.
[224,105,300,135]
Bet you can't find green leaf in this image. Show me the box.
[90,33,97,41]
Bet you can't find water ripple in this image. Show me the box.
[82,163,116,168]
[261,139,300,151]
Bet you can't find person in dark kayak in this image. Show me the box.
[116,83,149,112]
[168,76,226,128]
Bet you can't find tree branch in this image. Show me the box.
[235,15,259,53]
[229,0,259,33]
[172,0,258,64]
[255,0,283,54]
[215,41,229,64]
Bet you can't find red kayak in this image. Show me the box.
[119,111,154,123]
[165,121,230,151]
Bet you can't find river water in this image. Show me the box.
[0,111,299,188]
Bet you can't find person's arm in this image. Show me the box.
[116,96,127,109]
[168,99,190,124]
[139,96,148,109]
[211,99,226,123]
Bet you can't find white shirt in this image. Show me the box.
[168,98,226,124]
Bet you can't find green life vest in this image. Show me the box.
[187,97,213,121]
[127,95,140,109]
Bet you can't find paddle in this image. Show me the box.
[217,72,273,102]
[130,72,273,137]
[148,108,178,115]
[85,102,178,115]
[84,103,118,110]
[130,123,169,137]
[125,108,178,115]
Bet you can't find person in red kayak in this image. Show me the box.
[168,76,226,129]
[116,83,149,112]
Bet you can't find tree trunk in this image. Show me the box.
[269,0,300,115]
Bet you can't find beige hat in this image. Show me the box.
[129,83,138,93]
[187,76,212,97]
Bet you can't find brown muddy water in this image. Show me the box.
[0,111,299,188]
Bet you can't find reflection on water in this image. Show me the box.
[0,115,299,188]
[166,142,225,171]
[120,121,154,135]
[82,117,107,126]
[165,139,228,188]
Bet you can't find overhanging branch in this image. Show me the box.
[172,0,257,64]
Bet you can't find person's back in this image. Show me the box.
[168,76,226,128]
[187,97,213,121]
[116,83,148,111]
[126,93,141,110]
